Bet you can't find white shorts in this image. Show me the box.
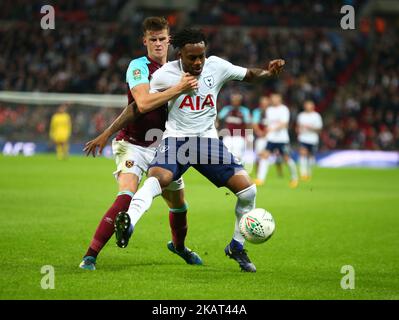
[111,139,184,191]
[255,137,268,154]
[223,136,246,160]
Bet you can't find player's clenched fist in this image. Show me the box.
[268,59,285,76]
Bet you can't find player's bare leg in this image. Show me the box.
[224,171,257,272]
[79,173,138,270]
[255,150,270,186]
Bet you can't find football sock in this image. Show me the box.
[308,156,315,176]
[233,219,246,245]
[257,158,269,181]
[85,247,98,258]
[299,156,308,177]
[169,204,188,252]
[64,143,69,159]
[229,238,244,252]
[128,177,162,227]
[86,191,133,257]
[287,158,298,180]
[233,184,257,246]
[56,144,63,160]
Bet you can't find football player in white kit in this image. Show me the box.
[254,93,299,188]
[113,28,285,272]
[296,100,323,180]
[252,95,284,178]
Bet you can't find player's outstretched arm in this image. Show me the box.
[83,102,140,157]
[132,73,198,113]
[243,59,285,82]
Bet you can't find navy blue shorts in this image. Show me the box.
[149,137,244,188]
[266,142,291,156]
[300,142,318,155]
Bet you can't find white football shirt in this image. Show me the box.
[150,56,247,138]
[265,105,290,143]
[297,111,323,145]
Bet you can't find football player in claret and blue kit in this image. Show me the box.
[79,17,201,271]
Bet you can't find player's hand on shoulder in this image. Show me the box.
[178,72,198,92]
[83,132,109,157]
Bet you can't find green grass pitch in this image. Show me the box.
[0,154,398,300]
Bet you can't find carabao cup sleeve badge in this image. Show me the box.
[133,69,141,80]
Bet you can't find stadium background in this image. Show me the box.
[0,0,399,299]
[0,0,398,163]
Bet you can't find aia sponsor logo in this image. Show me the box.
[179,94,215,111]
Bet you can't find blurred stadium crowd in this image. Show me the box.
[0,0,398,151]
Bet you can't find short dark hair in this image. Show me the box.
[142,17,169,34]
[171,28,208,49]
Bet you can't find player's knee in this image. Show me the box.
[258,153,265,159]
[118,173,139,193]
[299,147,307,156]
[148,169,173,189]
[235,184,257,215]
[259,151,269,159]
[283,154,291,162]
